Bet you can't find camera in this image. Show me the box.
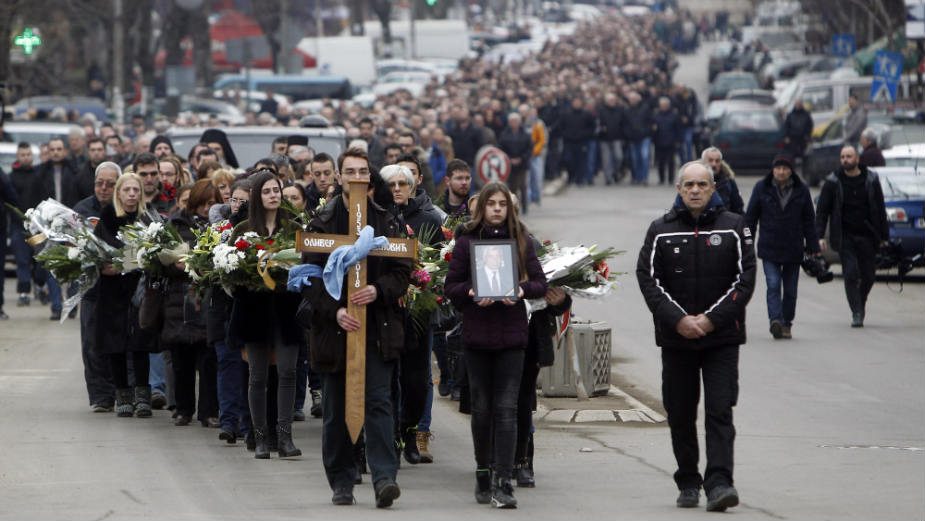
[877,238,924,278]
[801,253,834,283]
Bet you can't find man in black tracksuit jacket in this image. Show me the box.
[637,161,755,512]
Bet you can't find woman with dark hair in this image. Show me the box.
[282,182,307,211]
[165,179,220,427]
[230,170,303,459]
[444,182,547,508]
[96,173,163,418]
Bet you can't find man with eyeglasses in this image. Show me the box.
[73,162,122,413]
[302,148,411,507]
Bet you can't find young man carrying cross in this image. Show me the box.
[300,148,412,507]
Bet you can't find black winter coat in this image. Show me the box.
[395,189,445,246]
[301,196,412,373]
[637,198,756,350]
[653,109,681,148]
[94,204,161,354]
[598,104,624,141]
[36,160,81,208]
[744,172,820,263]
[446,122,484,167]
[228,219,304,346]
[715,166,745,215]
[9,163,41,212]
[560,107,596,143]
[815,166,889,252]
[444,224,548,350]
[161,211,208,346]
[498,127,533,173]
[623,102,655,141]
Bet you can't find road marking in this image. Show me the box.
[819,444,924,452]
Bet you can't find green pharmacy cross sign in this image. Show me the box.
[14,28,42,55]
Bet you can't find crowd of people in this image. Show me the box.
[0,6,896,514]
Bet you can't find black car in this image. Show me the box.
[710,105,785,173]
[708,72,760,102]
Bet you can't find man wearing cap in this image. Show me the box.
[744,155,820,339]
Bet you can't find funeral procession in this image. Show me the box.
[1,0,924,519]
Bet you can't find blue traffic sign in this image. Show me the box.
[871,50,904,103]
[831,34,855,57]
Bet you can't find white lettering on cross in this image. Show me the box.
[304,238,336,248]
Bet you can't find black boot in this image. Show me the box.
[474,469,492,504]
[514,459,535,487]
[402,427,421,465]
[277,422,302,458]
[134,386,152,418]
[115,388,134,418]
[490,475,517,509]
[253,426,270,459]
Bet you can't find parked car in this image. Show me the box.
[697,100,763,152]
[213,74,354,102]
[1,121,81,146]
[725,88,776,105]
[371,71,433,98]
[128,96,246,126]
[10,96,108,121]
[880,168,925,263]
[710,105,785,173]
[707,41,738,82]
[708,71,759,102]
[883,142,925,168]
[165,125,346,169]
[212,89,291,115]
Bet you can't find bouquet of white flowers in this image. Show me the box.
[117,221,189,277]
[22,199,119,321]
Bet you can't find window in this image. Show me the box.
[723,111,779,132]
[802,88,833,112]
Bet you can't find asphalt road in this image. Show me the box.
[0,37,923,521]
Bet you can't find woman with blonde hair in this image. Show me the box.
[210,168,236,204]
[95,173,163,418]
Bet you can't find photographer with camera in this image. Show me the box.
[815,145,889,328]
[745,155,820,340]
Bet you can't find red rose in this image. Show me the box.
[219,223,233,231]
[265,239,274,245]
[255,244,266,251]
[444,252,452,262]
[406,224,415,237]
[442,227,454,241]
[234,239,249,250]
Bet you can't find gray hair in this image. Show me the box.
[94,161,122,179]
[701,147,723,161]
[860,127,878,146]
[378,164,416,187]
[676,161,715,187]
[507,112,522,122]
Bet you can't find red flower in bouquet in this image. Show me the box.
[219,222,233,232]
[443,251,452,262]
[406,224,415,238]
[411,269,431,288]
[255,244,266,251]
[265,238,274,245]
[235,239,249,250]
[441,226,454,241]
[595,260,610,280]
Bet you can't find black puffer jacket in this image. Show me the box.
[637,195,756,350]
[394,188,445,246]
[814,166,889,252]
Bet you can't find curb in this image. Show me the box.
[536,385,666,424]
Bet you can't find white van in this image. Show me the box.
[776,75,917,127]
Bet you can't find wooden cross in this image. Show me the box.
[296,179,418,443]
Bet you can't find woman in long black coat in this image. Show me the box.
[96,173,162,418]
[229,171,303,459]
[165,179,218,426]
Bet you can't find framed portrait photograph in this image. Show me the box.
[470,239,519,301]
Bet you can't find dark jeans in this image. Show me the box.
[9,225,37,294]
[169,341,218,421]
[516,353,540,462]
[295,338,322,410]
[214,340,250,434]
[465,347,524,479]
[321,343,397,490]
[562,141,588,185]
[79,299,115,406]
[661,344,739,493]
[762,260,800,326]
[544,137,563,180]
[432,331,452,389]
[394,325,432,434]
[655,145,677,185]
[246,342,298,427]
[839,234,877,314]
[110,351,150,389]
[629,139,649,183]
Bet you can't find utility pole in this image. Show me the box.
[410,0,417,59]
[113,0,125,124]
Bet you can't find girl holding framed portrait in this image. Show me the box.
[444,182,547,509]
